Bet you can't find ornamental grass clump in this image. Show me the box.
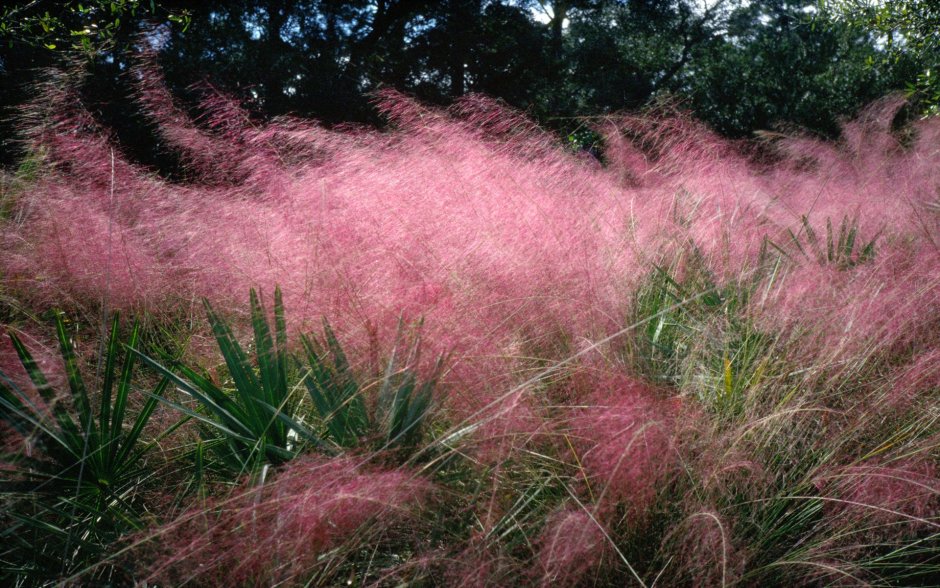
[567,376,677,525]
[0,55,938,585]
[534,507,609,587]
[136,456,430,587]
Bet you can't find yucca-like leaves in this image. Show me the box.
[133,287,447,472]
[376,323,447,450]
[302,317,446,452]
[301,322,369,448]
[0,313,170,493]
[783,215,882,269]
[0,312,172,581]
[131,287,313,472]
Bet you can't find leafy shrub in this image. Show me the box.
[133,287,311,473]
[302,317,447,453]
[136,289,447,475]
[0,313,173,582]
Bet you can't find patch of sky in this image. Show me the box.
[404,15,438,43]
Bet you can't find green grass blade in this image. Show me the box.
[388,372,416,444]
[171,361,249,424]
[123,412,191,472]
[250,289,290,447]
[109,319,140,463]
[9,332,54,404]
[323,318,368,438]
[786,227,807,258]
[98,313,120,446]
[250,288,277,408]
[8,330,82,448]
[274,286,288,403]
[273,287,289,443]
[54,313,98,451]
[252,397,332,454]
[322,318,351,375]
[839,216,852,260]
[801,215,821,263]
[112,375,170,469]
[203,298,264,432]
[377,319,403,420]
[860,226,883,263]
[302,331,366,446]
[139,389,256,445]
[129,347,255,439]
[301,334,340,425]
[0,377,42,437]
[0,383,80,461]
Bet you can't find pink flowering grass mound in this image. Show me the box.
[534,507,610,587]
[567,376,677,526]
[4,67,940,415]
[135,457,430,587]
[816,458,940,542]
[1,62,939,586]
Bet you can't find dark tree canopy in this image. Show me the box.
[0,0,928,168]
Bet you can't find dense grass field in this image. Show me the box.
[0,66,938,586]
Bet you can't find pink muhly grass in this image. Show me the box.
[815,458,940,541]
[605,100,740,177]
[743,100,940,364]
[6,63,940,451]
[534,507,609,587]
[754,243,940,378]
[568,375,677,525]
[137,456,430,586]
[658,508,745,587]
[9,70,640,362]
[759,97,925,231]
[131,53,261,187]
[431,540,526,588]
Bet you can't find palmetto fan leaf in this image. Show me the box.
[131,286,313,472]
[0,312,174,580]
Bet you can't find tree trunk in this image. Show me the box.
[550,0,567,71]
[448,0,480,97]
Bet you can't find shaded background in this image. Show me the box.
[0,1,928,171]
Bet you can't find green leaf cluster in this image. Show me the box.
[132,287,302,472]
[0,313,176,581]
[0,1,190,53]
[631,246,770,417]
[135,288,447,474]
[302,317,447,452]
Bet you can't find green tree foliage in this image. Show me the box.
[686,1,912,136]
[0,0,933,169]
[561,0,737,114]
[828,0,940,114]
[0,1,190,52]
[0,2,190,169]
